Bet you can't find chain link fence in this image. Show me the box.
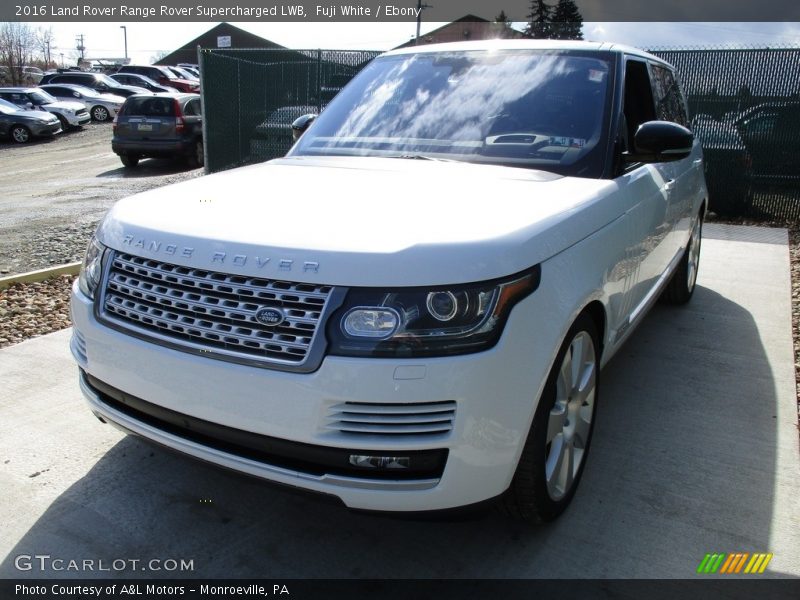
[650,46,800,220]
[199,48,380,173]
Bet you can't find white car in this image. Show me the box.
[71,41,707,521]
[0,87,90,129]
[40,83,125,122]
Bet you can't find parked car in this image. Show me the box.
[250,105,318,161]
[22,66,44,84]
[40,83,125,122]
[176,65,200,79]
[72,41,706,522]
[691,100,800,214]
[112,93,203,168]
[109,72,179,94]
[690,115,752,215]
[40,71,148,98]
[0,97,61,142]
[0,87,90,129]
[734,101,800,186]
[116,65,199,93]
[165,65,198,82]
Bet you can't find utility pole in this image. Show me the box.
[120,26,127,61]
[45,39,51,66]
[415,0,432,45]
[75,34,85,65]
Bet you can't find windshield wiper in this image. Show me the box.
[385,153,458,162]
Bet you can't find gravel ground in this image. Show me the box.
[0,275,72,348]
[0,122,202,275]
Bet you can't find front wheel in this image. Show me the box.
[500,313,600,522]
[91,105,110,121]
[11,125,31,143]
[663,212,703,304]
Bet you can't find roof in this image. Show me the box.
[394,15,526,49]
[384,39,668,64]
[155,23,285,66]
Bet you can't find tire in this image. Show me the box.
[186,139,204,168]
[662,212,703,305]
[91,105,110,122]
[56,114,69,131]
[500,313,600,522]
[120,154,139,168]
[11,125,31,144]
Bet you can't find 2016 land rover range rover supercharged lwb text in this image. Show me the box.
[71,41,707,522]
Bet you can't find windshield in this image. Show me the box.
[0,98,20,113]
[290,49,614,177]
[96,74,118,87]
[30,90,57,104]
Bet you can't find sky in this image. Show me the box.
[26,21,800,66]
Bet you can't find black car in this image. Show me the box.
[692,101,800,214]
[250,105,318,162]
[112,93,203,168]
[0,97,61,143]
[40,72,148,98]
[734,101,800,186]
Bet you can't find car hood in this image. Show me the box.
[43,100,85,111]
[97,156,622,286]
[95,93,126,104]
[18,110,58,122]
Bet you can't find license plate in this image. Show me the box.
[137,123,153,131]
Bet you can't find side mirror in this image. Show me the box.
[25,102,34,109]
[291,113,317,142]
[624,120,693,163]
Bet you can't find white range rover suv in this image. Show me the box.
[71,41,707,522]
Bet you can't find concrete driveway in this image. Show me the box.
[1,223,798,579]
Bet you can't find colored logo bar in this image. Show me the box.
[697,553,773,574]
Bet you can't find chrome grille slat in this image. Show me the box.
[107,276,319,335]
[105,299,313,351]
[113,255,330,304]
[100,252,335,368]
[328,401,456,437]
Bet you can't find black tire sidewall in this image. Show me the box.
[12,126,30,143]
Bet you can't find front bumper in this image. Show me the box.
[71,280,555,512]
[59,110,91,126]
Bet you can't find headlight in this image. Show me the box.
[327,267,540,358]
[78,236,106,299]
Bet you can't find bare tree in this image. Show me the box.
[0,22,37,85]
[36,26,55,68]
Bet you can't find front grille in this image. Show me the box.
[99,252,336,371]
[77,108,88,116]
[327,401,457,437]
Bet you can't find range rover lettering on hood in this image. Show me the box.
[121,234,320,273]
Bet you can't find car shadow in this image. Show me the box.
[0,287,790,579]
[97,159,199,178]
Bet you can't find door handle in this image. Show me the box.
[664,179,675,192]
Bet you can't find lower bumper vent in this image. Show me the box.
[327,401,457,436]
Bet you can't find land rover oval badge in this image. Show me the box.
[254,307,285,327]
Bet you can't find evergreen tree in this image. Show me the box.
[493,10,516,39]
[524,0,552,39]
[551,0,584,40]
